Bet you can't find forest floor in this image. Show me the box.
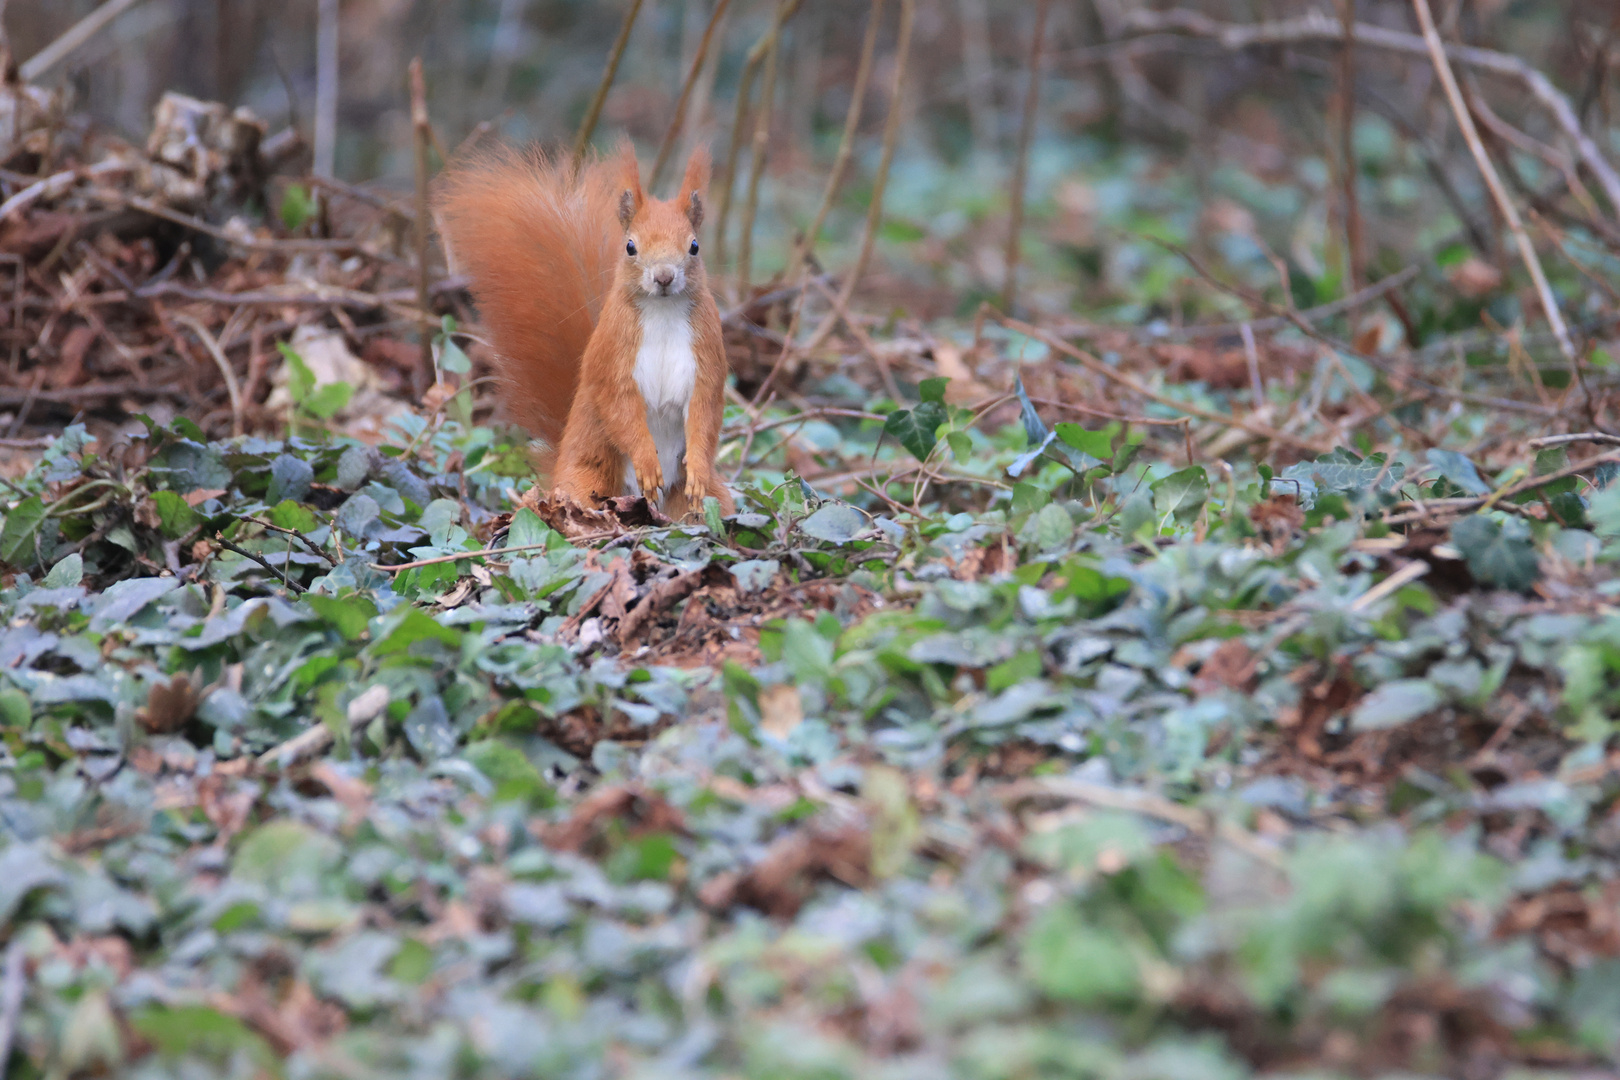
[2,73,1620,1080]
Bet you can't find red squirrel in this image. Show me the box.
[434,142,735,519]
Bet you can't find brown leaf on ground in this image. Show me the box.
[225,958,347,1057]
[758,684,804,739]
[1448,257,1504,299]
[136,671,202,734]
[1193,638,1259,695]
[932,341,994,404]
[304,762,372,825]
[1276,662,1362,761]
[540,783,687,857]
[53,325,96,389]
[616,565,705,645]
[1497,880,1620,967]
[1250,494,1304,553]
[698,820,870,918]
[523,492,672,541]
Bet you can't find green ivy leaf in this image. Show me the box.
[1452,514,1539,592]
[279,183,313,231]
[1151,466,1209,524]
[918,376,948,403]
[1054,422,1115,462]
[302,382,354,420]
[277,343,314,403]
[306,593,378,642]
[150,490,204,539]
[43,552,83,588]
[884,401,947,461]
[0,496,46,566]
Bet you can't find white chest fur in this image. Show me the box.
[625,300,697,501]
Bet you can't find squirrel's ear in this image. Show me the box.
[679,145,711,227]
[614,140,644,227]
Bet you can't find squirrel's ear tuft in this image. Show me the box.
[614,139,644,226]
[679,145,711,219]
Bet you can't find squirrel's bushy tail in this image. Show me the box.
[433,146,623,447]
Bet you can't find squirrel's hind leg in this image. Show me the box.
[551,443,625,506]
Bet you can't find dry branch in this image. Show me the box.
[650,0,733,190]
[572,0,647,166]
[19,0,148,81]
[1003,0,1054,312]
[787,0,886,276]
[1408,0,1577,375]
[737,0,789,295]
[1115,8,1620,219]
[803,0,915,354]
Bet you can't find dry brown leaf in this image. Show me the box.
[136,671,203,734]
[758,684,804,739]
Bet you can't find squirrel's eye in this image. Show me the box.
[689,240,699,256]
[626,239,637,257]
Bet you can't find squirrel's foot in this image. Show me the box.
[632,457,664,503]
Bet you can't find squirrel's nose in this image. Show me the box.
[653,267,676,288]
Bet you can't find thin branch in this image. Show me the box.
[410,58,436,393]
[572,0,646,167]
[788,0,886,275]
[803,0,916,354]
[216,533,306,594]
[736,0,788,296]
[1334,0,1363,291]
[313,0,339,178]
[650,0,733,191]
[1116,8,1620,220]
[1002,0,1053,312]
[1409,0,1578,378]
[714,0,803,271]
[1527,433,1620,449]
[19,0,147,81]
[998,314,1332,455]
[173,314,244,438]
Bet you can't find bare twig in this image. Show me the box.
[1527,432,1620,449]
[1334,0,1363,291]
[998,314,1331,455]
[787,0,886,275]
[174,314,244,438]
[573,0,647,167]
[1002,0,1053,312]
[313,0,339,178]
[0,162,130,224]
[216,533,306,594]
[997,776,1284,869]
[1116,8,1620,220]
[409,58,435,392]
[89,188,360,253]
[803,0,915,353]
[650,0,733,190]
[1239,321,1264,410]
[1384,448,1620,524]
[243,516,341,566]
[714,0,803,272]
[1409,0,1577,378]
[737,0,788,295]
[19,0,147,81]
[1347,559,1429,612]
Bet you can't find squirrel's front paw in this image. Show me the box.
[683,471,711,506]
[633,456,664,500]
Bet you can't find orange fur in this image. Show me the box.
[434,142,733,518]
